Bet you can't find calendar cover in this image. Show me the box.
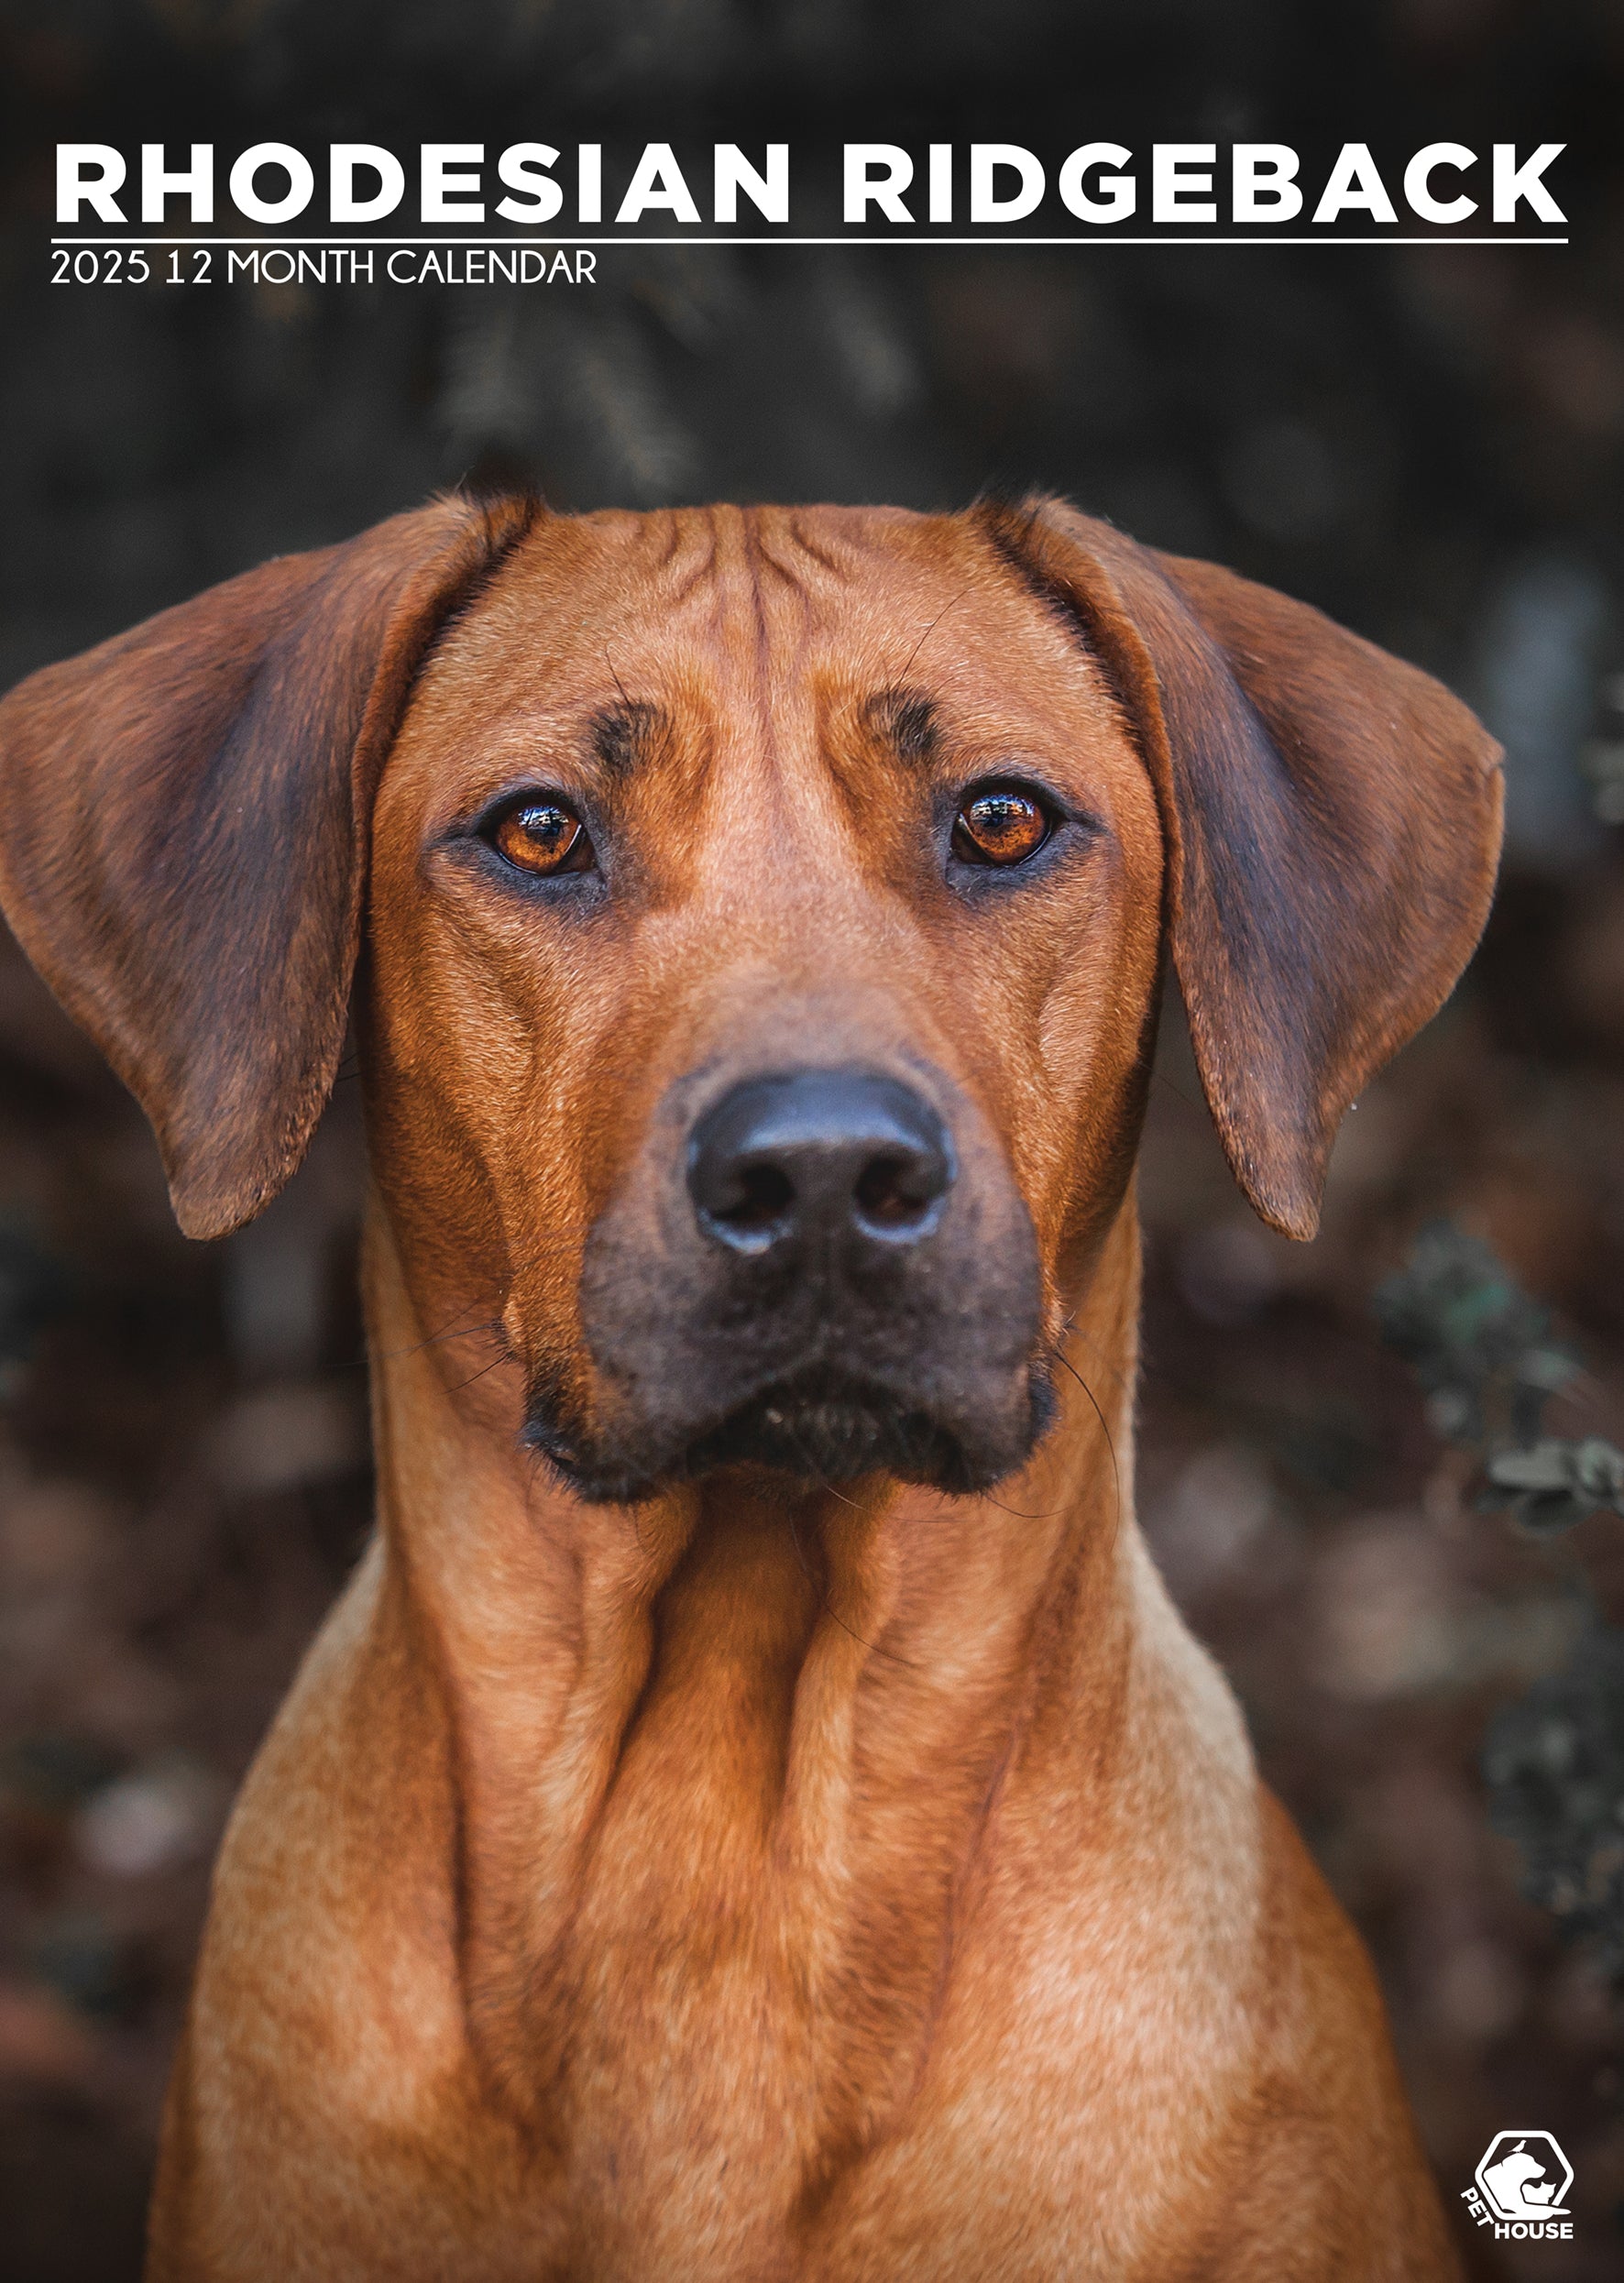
[0,5,1618,2278]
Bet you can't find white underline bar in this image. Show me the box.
[51,234,1570,249]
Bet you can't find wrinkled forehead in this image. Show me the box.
[408,502,1127,753]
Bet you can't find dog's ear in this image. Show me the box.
[0,492,538,1239]
[980,496,1503,1240]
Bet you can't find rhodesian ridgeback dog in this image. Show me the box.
[0,493,1501,2279]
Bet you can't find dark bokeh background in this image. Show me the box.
[3,3,1623,2277]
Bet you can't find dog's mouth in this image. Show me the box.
[526,1362,1055,1506]
[676,1367,979,1490]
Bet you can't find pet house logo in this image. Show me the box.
[1462,2132,1574,2240]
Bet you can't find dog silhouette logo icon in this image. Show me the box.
[1463,2132,1574,2239]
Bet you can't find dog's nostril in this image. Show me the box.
[853,1151,935,1230]
[715,1161,796,1234]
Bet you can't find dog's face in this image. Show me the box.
[0,490,1503,1509]
[364,510,1165,1499]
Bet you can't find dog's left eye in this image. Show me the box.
[488,796,596,877]
[951,784,1052,867]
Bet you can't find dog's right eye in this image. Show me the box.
[487,796,596,878]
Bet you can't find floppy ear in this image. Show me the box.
[0,492,538,1240]
[978,497,1504,1241]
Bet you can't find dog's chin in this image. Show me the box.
[525,1364,1055,1507]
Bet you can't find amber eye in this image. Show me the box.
[950,785,1051,867]
[490,796,594,877]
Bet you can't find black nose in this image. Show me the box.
[688,1070,954,1259]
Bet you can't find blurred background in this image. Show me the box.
[2,2,1623,2276]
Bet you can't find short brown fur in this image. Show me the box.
[0,496,1502,2280]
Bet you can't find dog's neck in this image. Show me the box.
[361,1197,1161,2197]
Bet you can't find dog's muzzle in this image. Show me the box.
[529,1062,1049,1502]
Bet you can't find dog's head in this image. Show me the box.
[0,496,1501,1501]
